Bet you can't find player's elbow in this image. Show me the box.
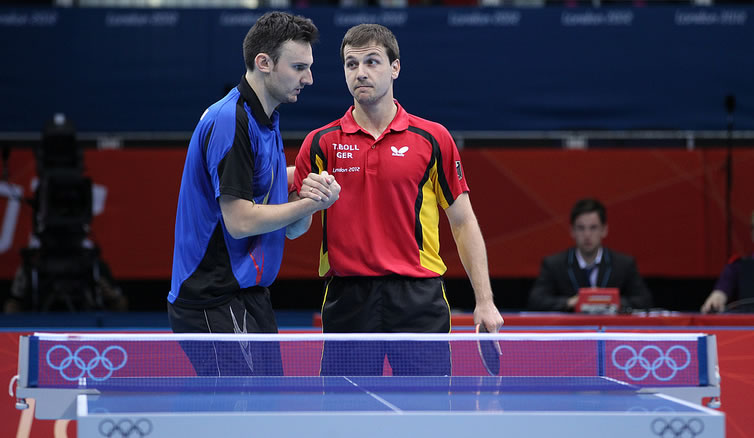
[222,213,252,240]
[224,221,247,240]
[220,196,257,239]
[286,216,312,240]
[286,228,303,240]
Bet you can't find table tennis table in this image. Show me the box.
[71,375,723,438]
[12,332,725,438]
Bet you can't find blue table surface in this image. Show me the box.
[80,375,640,393]
[85,391,701,415]
[80,376,704,415]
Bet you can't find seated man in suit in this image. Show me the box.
[701,210,754,313]
[528,198,653,313]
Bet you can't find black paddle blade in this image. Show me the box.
[476,324,501,376]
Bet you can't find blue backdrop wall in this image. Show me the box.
[1,6,753,134]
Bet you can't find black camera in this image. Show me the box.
[20,114,99,311]
[33,114,92,246]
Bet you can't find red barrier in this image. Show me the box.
[1,148,753,280]
[313,312,754,328]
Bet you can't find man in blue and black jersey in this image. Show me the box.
[168,11,340,376]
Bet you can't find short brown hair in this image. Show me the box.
[243,11,319,71]
[340,24,400,64]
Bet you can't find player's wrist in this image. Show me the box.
[475,297,495,308]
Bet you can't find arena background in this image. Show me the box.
[1,2,754,437]
[1,4,753,313]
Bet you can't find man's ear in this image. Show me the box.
[255,53,273,73]
[391,59,400,80]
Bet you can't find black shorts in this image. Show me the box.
[320,276,452,376]
[321,276,451,333]
[167,286,282,376]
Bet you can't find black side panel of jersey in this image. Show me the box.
[308,126,339,255]
[217,98,255,201]
[175,222,240,309]
[406,126,454,251]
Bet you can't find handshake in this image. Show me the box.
[299,171,341,210]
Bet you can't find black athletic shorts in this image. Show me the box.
[320,276,452,376]
[167,286,282,376]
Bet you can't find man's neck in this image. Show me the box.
[246,71,276,118]
[352,98,397,140]
[577,247,602,266]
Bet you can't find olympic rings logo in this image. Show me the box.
[611,344,691,381]
[651,417,704,438]
[99,419,152,437]
[46,345,128,381]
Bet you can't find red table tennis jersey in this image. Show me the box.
[294,101,469,277]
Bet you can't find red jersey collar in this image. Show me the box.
[339,100,410,135]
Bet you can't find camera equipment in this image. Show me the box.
[21,114,101,311]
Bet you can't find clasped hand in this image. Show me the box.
[299,171,341,209]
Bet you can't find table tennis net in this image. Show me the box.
[24,332,714,392]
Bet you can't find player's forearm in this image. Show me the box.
[452,220,494,305]
[221,197,321,239]
[284,189,314,239]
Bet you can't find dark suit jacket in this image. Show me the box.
[527,247,653,312]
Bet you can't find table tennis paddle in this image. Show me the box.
[475,324,502,376]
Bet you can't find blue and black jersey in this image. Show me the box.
[169,76,288,308]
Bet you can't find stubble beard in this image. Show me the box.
[353,86,387,106]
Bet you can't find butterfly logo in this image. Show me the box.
[391,146,409,157]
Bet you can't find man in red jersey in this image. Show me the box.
[292,24,503,375]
